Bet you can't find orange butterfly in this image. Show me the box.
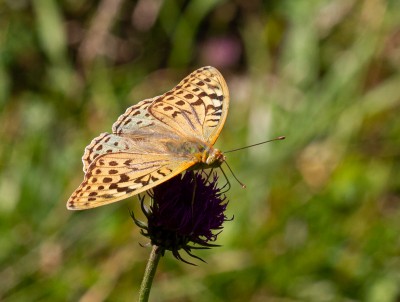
[67,66,229,210]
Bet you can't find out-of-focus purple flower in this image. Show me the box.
[200,36,242,68]
[131,171,230,264]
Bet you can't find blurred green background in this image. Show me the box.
[1,0,400,301]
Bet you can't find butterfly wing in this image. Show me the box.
[82,133,133,173]
[68,152,196,210]
[149,66,229,145]
[111,66,229,144]
[112,97,157,134]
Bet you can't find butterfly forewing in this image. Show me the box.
[67,66,229,210]
[68,152,196,209]
[149,66,229,144]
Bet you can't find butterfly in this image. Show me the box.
[67,66,229,210]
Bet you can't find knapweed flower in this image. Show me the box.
[131,170,230,264]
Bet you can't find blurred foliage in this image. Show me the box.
[1,0,400,301]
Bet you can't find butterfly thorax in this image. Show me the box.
[165,139,225,170]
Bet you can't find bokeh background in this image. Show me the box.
[1,0,400,301]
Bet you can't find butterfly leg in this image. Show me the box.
[138,194,152,219]
[218,166,231,194]
[190,173,197,218]
[202,168,214,183]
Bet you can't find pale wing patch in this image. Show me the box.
[68,152,196,210]
[112,98,157,134]
[82,133,135,173]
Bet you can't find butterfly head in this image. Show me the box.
[204,148,225,168]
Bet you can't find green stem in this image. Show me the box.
[138,245,162,302]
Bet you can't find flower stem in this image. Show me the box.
[138,245,161,302]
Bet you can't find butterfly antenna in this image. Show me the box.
[224,136,285,154]
[224,161,246,189]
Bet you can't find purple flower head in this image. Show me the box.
[131,171,231,264]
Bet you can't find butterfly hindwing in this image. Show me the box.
[82,133,134,172]
[112,98,156,134]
